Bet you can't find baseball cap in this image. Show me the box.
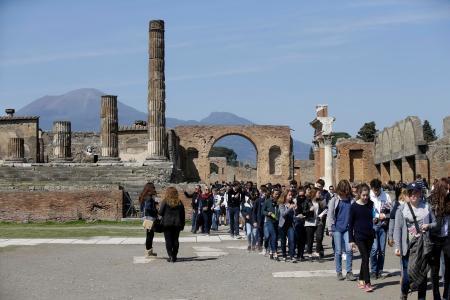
[406,183,421,192]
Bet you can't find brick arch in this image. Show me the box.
[174,125,292,185]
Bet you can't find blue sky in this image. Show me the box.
[1,0,449,143]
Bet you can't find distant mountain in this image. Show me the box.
[16,88,311,161]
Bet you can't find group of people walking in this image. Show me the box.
[140,175,449,299]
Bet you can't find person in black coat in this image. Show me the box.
[184,185,201,233]
[160,187,186,263]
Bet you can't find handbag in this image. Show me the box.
[142,219,154,230]
[153,217,164,233]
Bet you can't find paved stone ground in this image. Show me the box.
[0,236,443,300]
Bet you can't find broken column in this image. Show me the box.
[5,137,25,163]
[146,19,167,161]
[99,95,120,162]
[52,121,72,162]
[310,105,335,186]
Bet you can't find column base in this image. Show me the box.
[98,156,121,163]
[144,156,168,162]
[4,158,25,163]
[52,158,73,163]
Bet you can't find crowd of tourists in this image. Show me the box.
[141,175,449,299]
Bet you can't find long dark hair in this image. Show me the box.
[139,182,156,204]
[431,179,449,217]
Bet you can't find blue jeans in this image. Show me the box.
[401,255,427,297]
[201,211,211,234]
[191,210,198,232]
[264,221,277,253]
[370,225,387,275]
[228,207,240,236]
[211,210,220,231]
[245,223,258,247]
[333,230,353,273]
[279,225,295,258]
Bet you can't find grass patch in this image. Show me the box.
[0,220,192,239]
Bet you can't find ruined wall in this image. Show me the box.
[294,160,315,185]
[0,117,39,162]
[0,188,123,222]
[175,125,292,185]
[428,116,450,180]
[336,138,377,184]
[42,132,101,162]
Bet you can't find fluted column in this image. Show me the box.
[5,138,25,163]
[52,121,72,162]
[146,19,167,161]
[99,95,120,162]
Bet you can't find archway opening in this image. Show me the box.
[208,134,258,184]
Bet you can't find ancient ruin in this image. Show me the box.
[0,19,448,222]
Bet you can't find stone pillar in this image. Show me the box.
[415,154,429,183]
[323,136,333,187]
[99,95,120,162]
[52,121,72,162]
[381,162,390,183]
[402,157,414,183]
[390,160,401,182]
[38,130,45,163]
[5,138,25,163]
[146,20,167,161]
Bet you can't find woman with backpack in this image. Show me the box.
[394,183,436,300]
[159,187,186,263]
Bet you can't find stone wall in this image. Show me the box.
[0,117,39,162]
[0,188,123,222]
[336,138,377,184]
[427,116,450,180]
[42,132,101,162]
[294,160,315,185]
[0,163,173,208]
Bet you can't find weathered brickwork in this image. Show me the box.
[294,160,315,185]
[335,139,377,184]
[174,125,293,186]
[0,188,123,222]
[0,116,39,162]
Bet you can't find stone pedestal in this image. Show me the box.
[52,121,72,162]
[99,95,120,162]
[5,138,25,163]
[146,20,168,161]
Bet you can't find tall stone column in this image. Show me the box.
[323,136,333,187]
[5,138,25,163]
[146,19,167,161]
[52,121,72,162]
[99,95,120,162]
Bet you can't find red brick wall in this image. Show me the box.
[0,190,123,222]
